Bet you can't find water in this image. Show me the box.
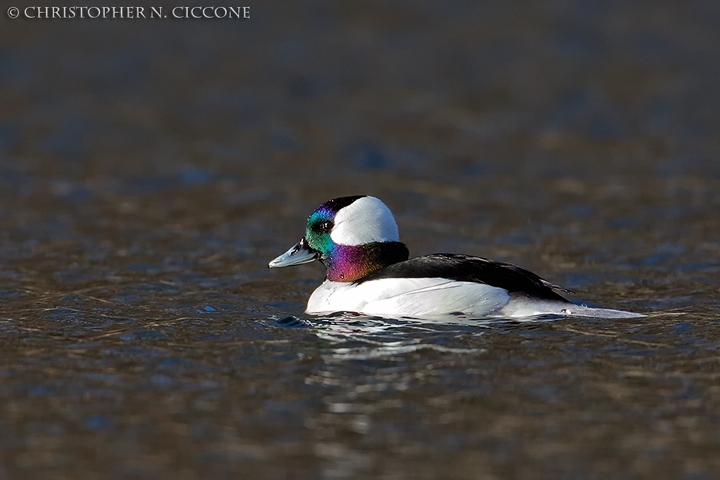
[1,1,720,478]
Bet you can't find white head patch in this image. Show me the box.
[330,196,399,246]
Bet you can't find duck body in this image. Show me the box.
[269,195,642,320]
[308,276,511,318]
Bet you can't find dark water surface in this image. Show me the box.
[2,1,720,478]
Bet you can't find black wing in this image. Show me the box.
[355,253,571,302]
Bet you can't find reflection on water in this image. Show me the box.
[298,314,492,479]
[297,314,491,360]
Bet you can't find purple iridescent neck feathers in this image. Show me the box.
[322,242,409,282]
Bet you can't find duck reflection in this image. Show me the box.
[274,312,501,361]
[285,313,495,478]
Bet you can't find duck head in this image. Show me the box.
[268,195,409,282]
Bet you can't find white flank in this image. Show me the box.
[306,278,511,318]
[330,196,399,246]
[306,278,644,320]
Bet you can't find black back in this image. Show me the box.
[355,253,571,302]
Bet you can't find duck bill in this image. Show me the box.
[268,238,319,268]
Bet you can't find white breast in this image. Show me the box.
[306,278,511,319]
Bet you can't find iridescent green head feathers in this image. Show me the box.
[269,195,408,282]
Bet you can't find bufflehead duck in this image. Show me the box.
[269,195,642,320]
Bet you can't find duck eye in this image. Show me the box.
[320,221,334,232]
